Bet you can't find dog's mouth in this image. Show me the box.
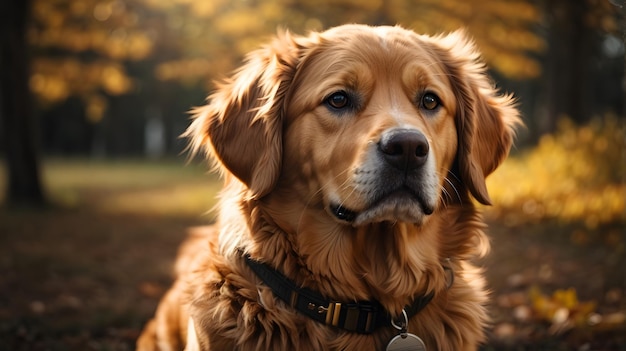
[329,189,434,226]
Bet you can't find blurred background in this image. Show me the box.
[0,0,624,350]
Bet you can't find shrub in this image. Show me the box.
[486,115,625,227]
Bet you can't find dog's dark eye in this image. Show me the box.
[421,93,441,111]
[326,91,350,110]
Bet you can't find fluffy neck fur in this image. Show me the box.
[216,178,488,316]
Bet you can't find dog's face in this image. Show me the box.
[187,25,518,229]
[283,26,463,226]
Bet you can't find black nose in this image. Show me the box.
[379,129,429,171]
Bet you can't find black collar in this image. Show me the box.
[243,253,435,334]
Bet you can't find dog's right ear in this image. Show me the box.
[185,31,301,199]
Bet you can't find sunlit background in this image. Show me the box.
[0,0,624,350]
[24,0,623,154]
[22,0,624,242]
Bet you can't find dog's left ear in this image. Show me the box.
[185,31,301,199]
[434,31,521,205]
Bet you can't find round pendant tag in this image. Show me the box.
[386,333,427,351]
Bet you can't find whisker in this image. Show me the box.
[439,187,451,211]
[443,176,462,204]
[446,170,461,183]
[335,172,360,210]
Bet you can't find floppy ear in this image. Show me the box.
[435,31,521,205]
[185,31,300,199]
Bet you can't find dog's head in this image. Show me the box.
[187,25,519,227]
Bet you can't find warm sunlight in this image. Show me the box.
[1,0,623,349]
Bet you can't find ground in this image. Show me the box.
[0,159,624,350]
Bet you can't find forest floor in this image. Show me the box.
[0,159,624,351]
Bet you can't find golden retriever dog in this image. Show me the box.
[137,24,520,351]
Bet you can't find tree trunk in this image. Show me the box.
[0,0,46,207]
[539,0,590,135]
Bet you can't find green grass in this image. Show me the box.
[1,158,222,217]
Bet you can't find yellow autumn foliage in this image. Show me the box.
[30,0,153,61]
[30,59,133,104]
[486,115,626,227]
[529,286,597,333]
[148,0,548,83]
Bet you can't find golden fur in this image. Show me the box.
[137,24,520,351]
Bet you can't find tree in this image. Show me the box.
[150,0,544,83]
[28,0,153,120]
[22,0,547,156]
[14,0,623,160]
[0,0,46,207]
[538,0,622,135]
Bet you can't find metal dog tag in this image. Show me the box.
[387,309,427,351]
[386,333,427,351]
